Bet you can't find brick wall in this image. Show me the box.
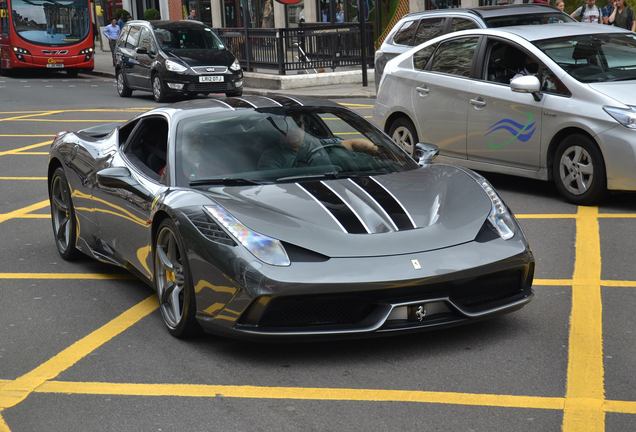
[168,0,183,20]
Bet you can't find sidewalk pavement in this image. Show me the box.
[90,49,376,99]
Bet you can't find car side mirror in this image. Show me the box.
[414,143,439,166]
[136,47,148,55]
[97,167,151,199]
[510,75,542,102]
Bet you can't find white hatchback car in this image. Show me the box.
[376,23,636,204]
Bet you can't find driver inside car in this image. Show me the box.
[257,113,379,170]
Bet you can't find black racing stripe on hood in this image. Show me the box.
[351,177,416,230]
[299,181,368,234]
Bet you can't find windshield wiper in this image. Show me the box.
[189,178,262,186]
[275,170,392,183]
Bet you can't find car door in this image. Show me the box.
[119,25,142,88]
[92,115,169,278]
[411,35,482,160]
[466,38,543,169]
[135,27,157,90]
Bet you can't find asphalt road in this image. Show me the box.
[0,71,635,432]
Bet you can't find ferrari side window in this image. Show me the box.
[118,119,139,146]
[124,117,169,182]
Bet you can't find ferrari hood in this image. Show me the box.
[204,166,492,258]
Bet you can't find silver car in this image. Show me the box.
[376,23,636,204]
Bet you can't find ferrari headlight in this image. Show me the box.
[204,204,290,266]
[463,170,516,240]
[603,106,636,129]
[229,59,241,71]
[479,180,515,240]
[165,59,188,73]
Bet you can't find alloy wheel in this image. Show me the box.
[392,126,415,156]
[559,145,594,196]
[153,76,162,101]
[51,175,72,252]
[155,227,186,328]
[117,73,124,94]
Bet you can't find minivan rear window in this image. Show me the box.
[392,20,418,46]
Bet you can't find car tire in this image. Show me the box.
[152,74,168,103]
[49,167,81,261]
[552,134,607,205]
[116,69,132,97]
[388,116,419,157]
[225,89,243,97]
[153,218,200,338]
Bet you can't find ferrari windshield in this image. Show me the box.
[11,0,90,45]
[535,33,636,83]
[176,108,418,187]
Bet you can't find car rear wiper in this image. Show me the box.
[189,178,262,186]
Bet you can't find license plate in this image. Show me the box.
[199,75,224,83]
[46,63,64,68]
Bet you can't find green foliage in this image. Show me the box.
[144,8,161,20]
[114,8,131,20]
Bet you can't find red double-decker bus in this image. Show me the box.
[0,0,94,75]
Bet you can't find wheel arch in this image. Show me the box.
[47,158,64,194]
[384,111,418,136]
[546,127,605,182]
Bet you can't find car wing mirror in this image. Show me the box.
[510,75,542,102]
[415,143,439,166]
[97,167,151,199]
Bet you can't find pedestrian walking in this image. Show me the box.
[187,9,197,20]
[570,0,602,23]
[609,0,636,30]
[103,18,120,67]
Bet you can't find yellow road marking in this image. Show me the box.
[0,108,148,115]
[0,111,61,122]
[0,140,51,157]
[562,206,604,432]
[0,134,54,137]
[15,214,50,219]
[0,273,132,280]
[9,152,48,155]
[0,411,9,432]
[9,119,127,123]
[602,280,636,288]
[0,296,158,410]
[605,400,636,414]
[0,177,46,180]
[337,103,373,108]
[516,214,576,219]
[0,200,49,224]
[598,213,636,218]
[33,381,565,410]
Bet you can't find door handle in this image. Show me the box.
[469,97,486,108]
[415,86,430,96]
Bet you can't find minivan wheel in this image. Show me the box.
[116,70,132,97]
[152,75,168,103]
[553,134,606,205]
[388,117,418,156]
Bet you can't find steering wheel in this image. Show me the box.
[291,143,344,168]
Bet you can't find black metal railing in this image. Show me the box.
[216,23,374,75]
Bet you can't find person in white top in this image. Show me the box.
[570,0,602,23]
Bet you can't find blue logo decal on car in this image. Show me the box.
[486,112,536,149]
